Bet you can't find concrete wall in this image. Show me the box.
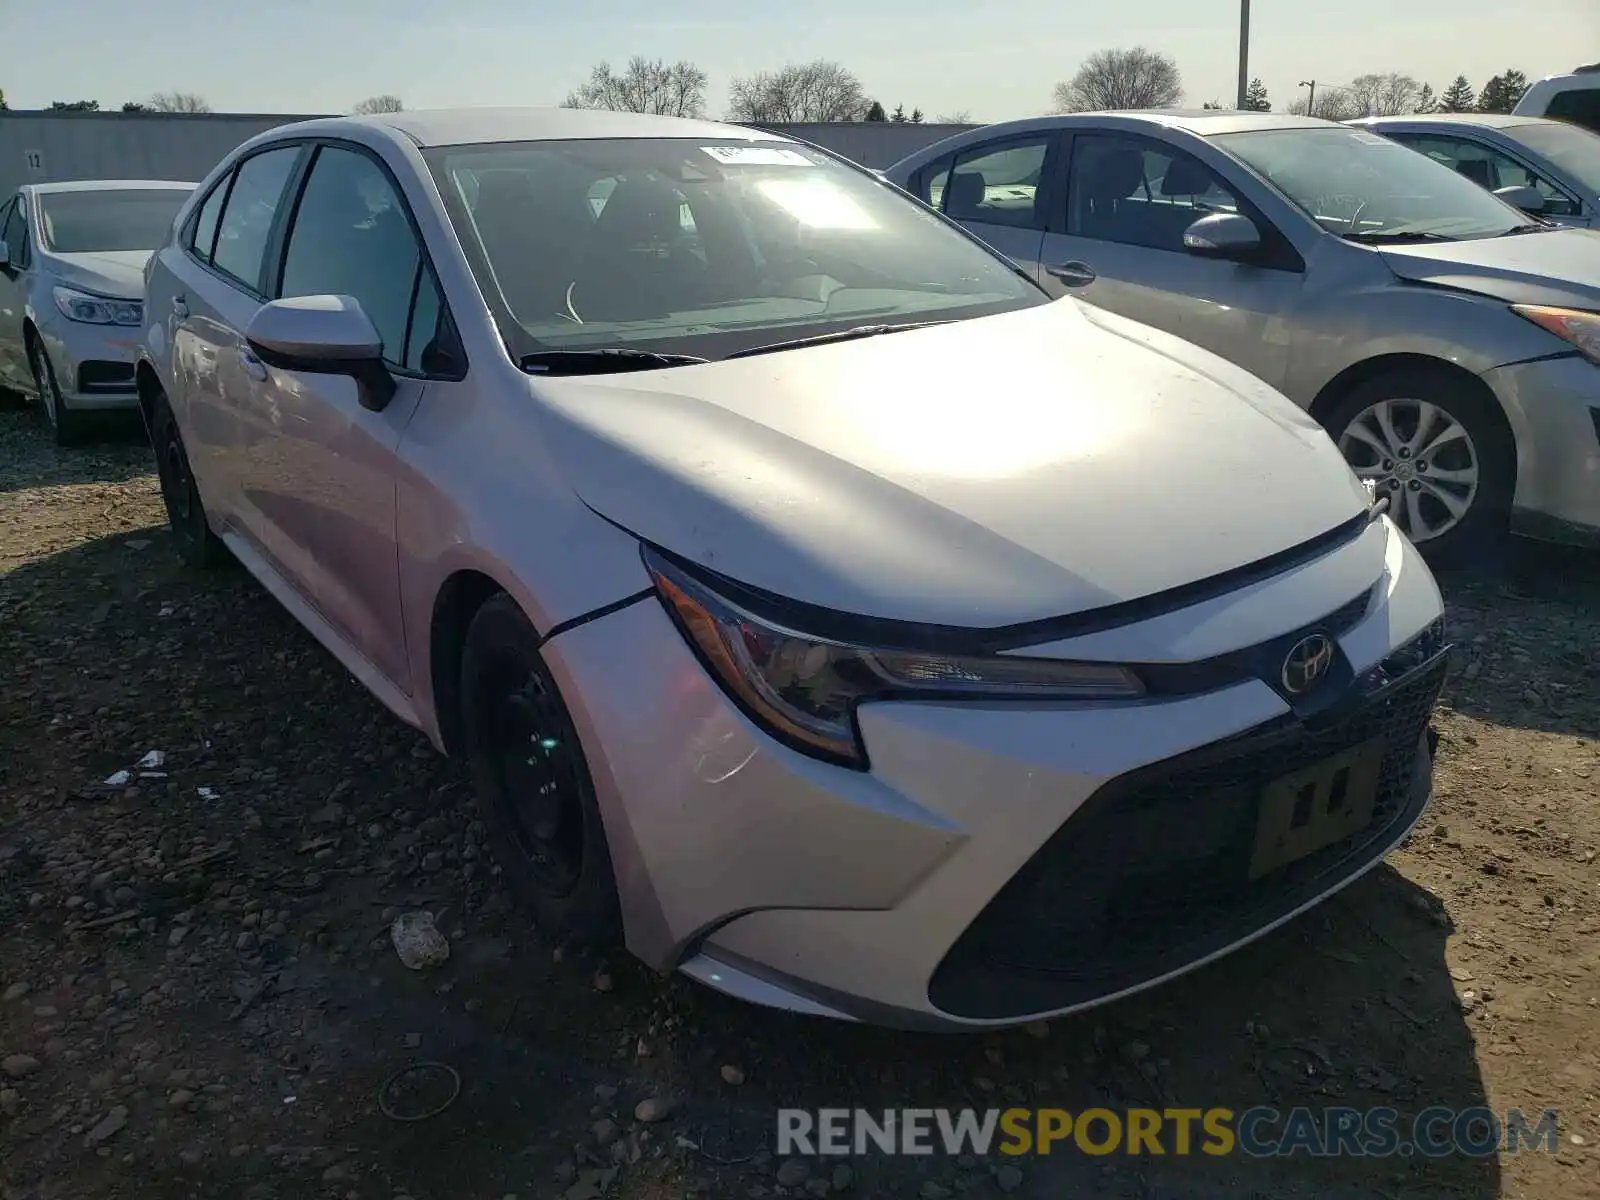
[0,111,977,199]
[0,112,318,198]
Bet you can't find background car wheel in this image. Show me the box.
[1324,366,1514,564]
[150,395,229,568]
[459,593,621,947]
[28,338,82,447]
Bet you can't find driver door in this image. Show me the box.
[1037,131,1305,390]
[0,196,29,390]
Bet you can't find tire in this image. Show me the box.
[1323,366,1515,565]
[28,338,83,447]
[459,593,621,947]
[150,393,229,568]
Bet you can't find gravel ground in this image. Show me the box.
[1,400,1598,1200]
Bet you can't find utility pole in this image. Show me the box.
[1236,0,1251,110]
[1299,79,1317,116]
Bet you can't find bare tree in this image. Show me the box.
[352,94,404,115]
[1344,72,1421,116]
[726,61,870,123]
[562,57,707,118]
[935,109,973,123]
[147,92,212,113]
[1287,88,1363,121]
[1051,47,1182,112]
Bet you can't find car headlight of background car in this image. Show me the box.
[52,286,142,327]
[1513,304,1600,365]
[643,546,1145,768]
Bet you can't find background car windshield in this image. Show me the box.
[1211,126,1523,240]
[424,138,1043,356]
[1506,121,1600,195]
[38,189,192,253]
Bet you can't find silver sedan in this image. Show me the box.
[885,112,1600,557]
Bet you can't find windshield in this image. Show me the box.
[423,138,1043,360]
[1211,126,1525,241]
[38,189,192,253]
[1505,120,1600,195]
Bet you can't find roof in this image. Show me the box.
[1352,113,1555,131]
[908,109,1332,143]
[275,107,786,149]
[22,179,196,194]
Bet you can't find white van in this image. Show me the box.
[1515,65,1600,132]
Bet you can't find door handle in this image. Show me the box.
[1046,261,1097,287]
[171,295,189,319]
[237,347,268,382]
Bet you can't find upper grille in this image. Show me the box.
[929,651,1448,1020]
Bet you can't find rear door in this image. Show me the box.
[1036,130,1306,389]
[244,141,459,691]
[914,133,1060,281]
[163,144,305,539]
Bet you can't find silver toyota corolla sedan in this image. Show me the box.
[0,180,194,443]
[137,108,1448,1030]
[885,112,1600,557]
[1352,113,1600,228]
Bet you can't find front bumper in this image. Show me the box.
[1483,353,1600,545]
[36,317,141,412]
[540,516,1446,1030]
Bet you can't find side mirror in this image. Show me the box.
[245,294,396,412]
[1182,212,1263,262]
[1493,184,1546,215]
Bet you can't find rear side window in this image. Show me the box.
[1547,88,1600,134]
[211,146,301,292]
[189,175,230,263]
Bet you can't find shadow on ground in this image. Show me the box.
[0,405,152,495]
[0,526,1507,1200]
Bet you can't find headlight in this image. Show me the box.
[52,286,142,326]
[1512,304,1600,365]
[644,547,1145,768]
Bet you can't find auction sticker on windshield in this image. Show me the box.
[701,146,816,166]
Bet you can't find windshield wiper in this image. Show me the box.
[1497,222,1552,237]
[520,349,709,376]
[726,321,948,360]
[1342,230,1458,244]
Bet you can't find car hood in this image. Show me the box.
[533,301,1373,628]
[43,250,150,300]
[1379,227,1600,309]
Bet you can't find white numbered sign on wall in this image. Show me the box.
[24,150,45,176]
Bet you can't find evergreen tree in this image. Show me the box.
[1413,83,1437,113]
[1477,69,1530,113]
[1243,78,1271,111]
[1439,76,1475,112]
[864,100,887,122]
[890,103,908,123]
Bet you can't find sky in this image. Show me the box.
[5,0,1596,121]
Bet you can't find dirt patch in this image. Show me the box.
[1,405,1597,1200]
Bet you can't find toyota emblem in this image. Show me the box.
[1281,633,1335,696]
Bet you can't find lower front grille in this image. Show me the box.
[928,652,1449,1021]
[77,361,136,394]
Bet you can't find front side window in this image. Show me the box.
[1394,135,1577,217]
[211,146,301,291]
[1067,134,1243,252]
[1214,126,1529,242]
[1504,120,1600,197]
[425,137,1043,361]
[279,146,420,363]
[942,139,1050,228]
[0,199,23,266]
[38,188,192,253]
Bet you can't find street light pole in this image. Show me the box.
[1299,79,1317,116]
[1236,0,1251,109]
